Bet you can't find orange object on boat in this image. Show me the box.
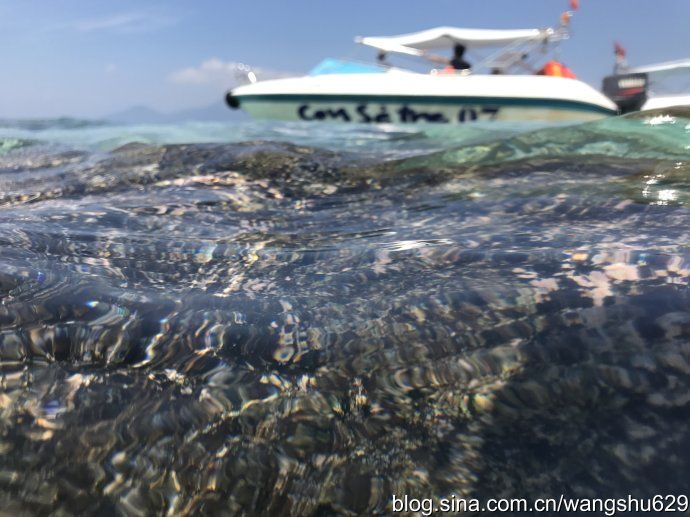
[538,60,577,79]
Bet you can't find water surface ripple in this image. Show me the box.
[0,110,689,514]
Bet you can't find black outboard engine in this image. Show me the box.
[602,72,649,114]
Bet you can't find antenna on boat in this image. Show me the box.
[614,42,628,74]
[560,0,579,30]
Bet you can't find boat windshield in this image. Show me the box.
[310,59,387,76]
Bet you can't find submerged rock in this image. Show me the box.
[0,116,689,514]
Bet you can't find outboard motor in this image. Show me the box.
[602,72,648,114]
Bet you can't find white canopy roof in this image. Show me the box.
[356,26,551,53]
[630,59,690,77]
[358,40,424,57]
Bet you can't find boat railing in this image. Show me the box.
[232,63,258,84]
[478,26,567,74]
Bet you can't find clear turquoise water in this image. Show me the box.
[0,110,688,514]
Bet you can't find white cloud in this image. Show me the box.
[169,58,247,85]
[169,58,290,86]
[74,11,175,33]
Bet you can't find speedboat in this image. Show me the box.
[225,15,617,124]
[603,58,690,113]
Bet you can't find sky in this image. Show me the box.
[1,0,689,119]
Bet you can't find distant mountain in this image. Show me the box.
[105,100,248,124]
[106,105,168,124]
[172,100,250,122]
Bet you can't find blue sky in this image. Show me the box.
[1,0,689,118]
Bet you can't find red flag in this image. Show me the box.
[614,42,626,58]
[570,0,580,10]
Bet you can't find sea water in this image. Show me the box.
[0,111,689,514]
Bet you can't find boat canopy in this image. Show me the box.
[356,26,552,54]
[629,59,690,77]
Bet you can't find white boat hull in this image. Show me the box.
[641,94,690,111]
[228,72,618,124]
[240,99,609,123]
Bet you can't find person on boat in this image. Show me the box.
[449,44,471,71]
[424,43,471,73]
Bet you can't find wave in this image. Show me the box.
[0,117,108,131]
[0,137,33,156]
